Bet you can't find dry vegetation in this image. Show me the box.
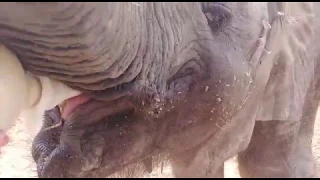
[1,109,320,178]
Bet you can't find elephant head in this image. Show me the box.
[0,2,314,178]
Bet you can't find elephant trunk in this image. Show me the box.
[0,2,145,94]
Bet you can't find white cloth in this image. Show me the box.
[0,45,80,135]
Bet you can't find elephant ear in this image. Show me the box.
[255,2,315,121]
[201,2,233,34]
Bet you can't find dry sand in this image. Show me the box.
[1,109,320,178]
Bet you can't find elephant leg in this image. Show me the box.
[237,111,318,178]
[214,164,224,178]
[295,62,320,178]
[238,53,320,178]
[237,83,319,177]
[296,90,319,177]
[170,147,225,178]
[237,120,301,178]
[295,99,317,178]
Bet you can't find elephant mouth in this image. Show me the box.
[31,97,160,178]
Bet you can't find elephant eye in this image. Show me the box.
[167,67,195,95]
[167,60,202,95]
[201,2,233,34]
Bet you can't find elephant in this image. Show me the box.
[0,2,318,178]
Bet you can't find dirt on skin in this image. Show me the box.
[1,109,320,178]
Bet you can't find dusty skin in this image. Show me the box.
[0,108,319,178]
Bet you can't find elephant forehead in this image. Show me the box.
[0,2,270,95]
[0,2,210,95]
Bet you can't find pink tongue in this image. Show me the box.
[61,94,91,120]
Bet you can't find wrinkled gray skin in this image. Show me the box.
[0,2,319,178]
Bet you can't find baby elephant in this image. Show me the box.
[0,2,318,178]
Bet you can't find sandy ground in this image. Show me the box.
[1,109,320,178]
